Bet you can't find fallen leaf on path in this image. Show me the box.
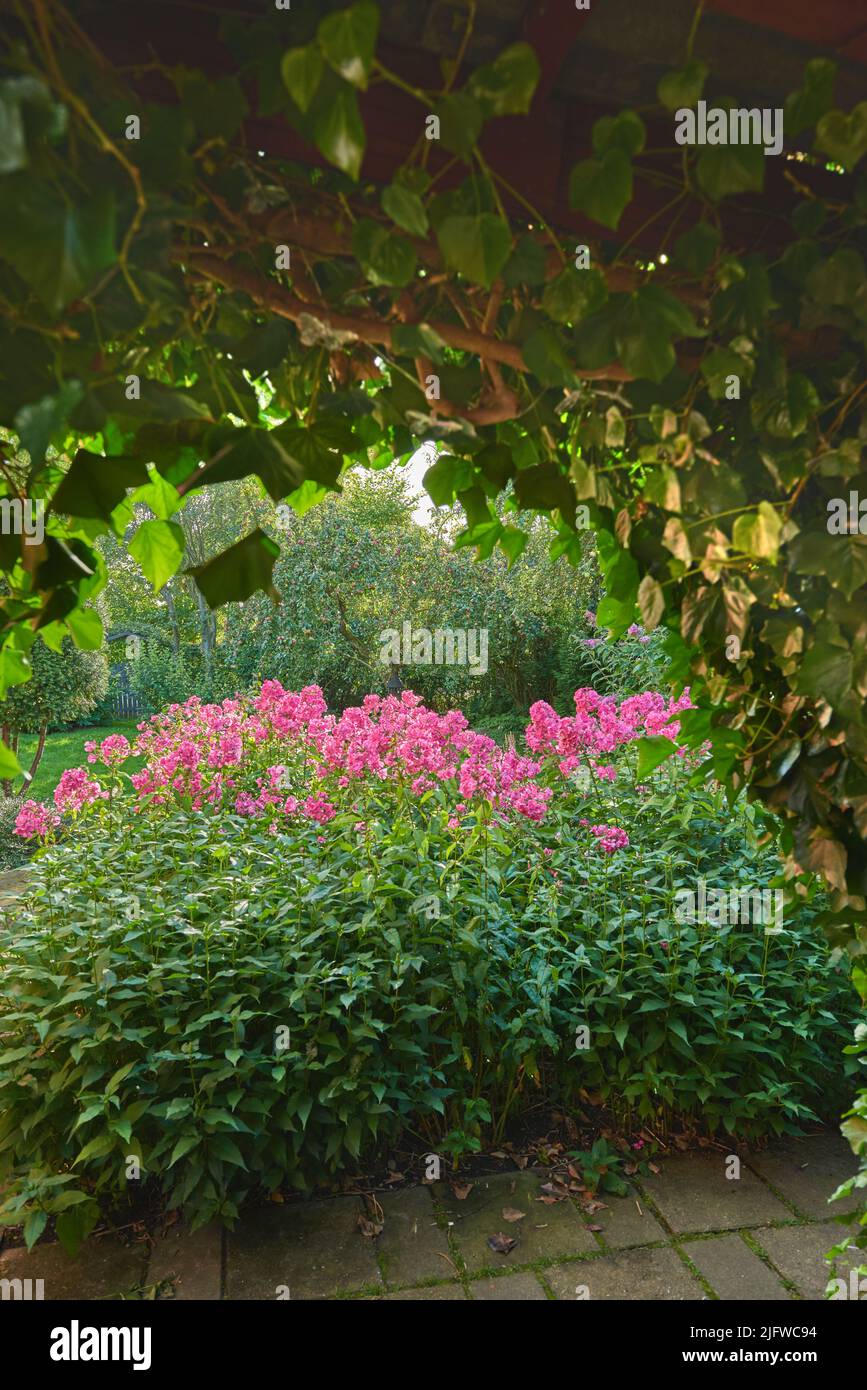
[451,1182,473,1201]
[502,1207,526,1222]
[487,1232,517,1255]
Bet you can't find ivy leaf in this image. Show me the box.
[129,518,185,593]
[391,323,447,362]
[614,285,701,382]
[732,501,782,560]
[50,451,150,521]
[785,58,836,136]
[466,42,541,117]
[815,102,867,171]
[637,574,665,630]
[503,235,547,287]
[657,60,708,113]
[423,454,475,506]
[280,45,323,114]
[381,182,428,237]
[189,528,280,608]
[436,92,484,159]
[0,80,28,173]
[66,607,103,650]
[318,1,379,90]
[750,374,819,439]
[312,85,364,179]
[0,180,116,316]
[673,222,720,276]
[568,149,632,230]
[542,267,607,324]
[796,642,854,707]
[437,213,511,289]
[592,110,646,158]
[352,218,416,286]
[14,381,83,467]
[697,145,765,199]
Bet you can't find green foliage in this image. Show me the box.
[0,759,855,1245]
[0,637,107,736]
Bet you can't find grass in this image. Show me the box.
[17,720,143,801]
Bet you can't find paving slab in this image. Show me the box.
[376,1186,453,1287]
[434,1169,597,1273]
[469,1272,548,1300]
[642,1153,792,1233]
[546,1246,704,1300]
[591,1189,668,1249]
[747,1134,860,1219]
[225,1198,381,1300]
[754,1222,866,1300]
[684,1233,790,1301]
[0,1237,146,1301]
[146,1221,222,1300]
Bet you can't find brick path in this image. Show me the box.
[1,1132,862,1301]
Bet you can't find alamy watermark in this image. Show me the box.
[0,497,44,545]
[379,622,488,677]
[674,878,783,934]
[675,101,783,157]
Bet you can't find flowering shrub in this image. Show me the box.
[15,681,693,851]
[0,683,856,1246]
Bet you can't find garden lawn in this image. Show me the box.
[18,721,143,802]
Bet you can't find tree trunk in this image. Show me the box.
[24,725,48,794]
[164,582,181,655]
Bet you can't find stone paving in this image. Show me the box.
[1,1131,862,1301]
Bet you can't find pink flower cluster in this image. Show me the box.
[14,682,690,852]
[526,687,693,774]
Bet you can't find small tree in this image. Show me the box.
[0,638,108,797]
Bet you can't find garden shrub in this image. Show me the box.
[0,683,856,1245]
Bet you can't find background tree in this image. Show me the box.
[0,637,107,796]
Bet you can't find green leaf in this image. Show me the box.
[0,739,22,779]
[592,110,646,158]
[281,45,324,114]
[636,735,676,778]
[65,607,103,650]
[208,1133,247,1169]
[542,267,607,324]
[129,519,185,593]
[614,285,700,382]
[732,501,782,560]
[352,217,417,286]
[796,642,853,707]
[436,92,483,159]
[569,149,632,230]
[50,451,150,522]
[466,42,540,117]
[502,235,547,287]
[750,374,819,439]
[657,60,708,112]
[696,144,765,199]
[381,182,428,237]
[785,58,836,136]
[437,213,511,289]
[318,1,379,89]
[14,381,83,467]
[391,323,447,362]
[56,1200,99,1257]
[423,454,475,506]
[312,85,365,179]
[673,222,720,276]
[815,102,867,171]
[189,528,280,607]
[0,180,116,316]
[169,1134,200,1166]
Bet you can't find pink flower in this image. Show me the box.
[14,800,60,839]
